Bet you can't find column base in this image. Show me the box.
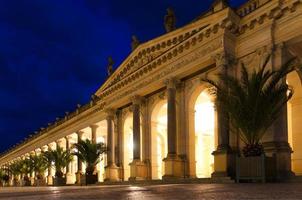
[162,154,185,180]
[47,175,53,186]
[66,173,75,184]
[75,171,83,185]
[263,141,295,181]
[212,147,235,179]
[129,159,147,181]
[105,164,120,182]
[30,177,35,186]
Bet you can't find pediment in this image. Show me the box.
[95,26,210,97]
[94,6,233,97]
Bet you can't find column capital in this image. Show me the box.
[89,124,99,129]
[130,95,144,105]
[41,146,48,152]
[47,143,53,149]
[105,108,116,119]
[65,135,73,141]
[212,51,233,67]
[56,139,64,145]
[35,148,41,153]
[76,130,84,138]
[164,78,180,89]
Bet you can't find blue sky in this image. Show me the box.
[0,0,247,153]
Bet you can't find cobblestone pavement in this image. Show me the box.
[0,183,302,200]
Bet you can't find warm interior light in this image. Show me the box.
[154,103,167,179]
[128,129,134,162]
[123,116,134,180]
[195,91,215,178]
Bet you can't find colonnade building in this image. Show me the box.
[1,0,302,184]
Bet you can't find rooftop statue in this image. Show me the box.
[131,35,140,51]
[164,7,176,33]
[107,56,114,76]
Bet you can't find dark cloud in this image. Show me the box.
[0,0,247,153]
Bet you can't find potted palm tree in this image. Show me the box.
[73,139,107,185]
[9,161,22,186]
[29,154,48,186]
[203,56,299,181]
[1,173,9,187]
[0,169,6,187]
[43,147,73,186]
[19,159,33,186]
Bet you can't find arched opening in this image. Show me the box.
[287,71,302,175]
[194,90,215,178]
[123,115,133,180]
[95,120,107,182]
[151,101,167,179]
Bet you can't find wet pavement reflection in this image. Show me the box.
[0,183,301,200]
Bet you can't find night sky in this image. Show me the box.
[0,0,247,153]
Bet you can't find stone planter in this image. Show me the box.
[236,154,276,183]
[53,177,66,186]
[35,178,46,186]
[13,179,21,187]
[22,177,31,186]
[22,180,31,186]
[80,174,98,185]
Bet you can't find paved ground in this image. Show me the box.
[0,183,302,200]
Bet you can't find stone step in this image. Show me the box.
[288,176,302,183]
[96,177,235,186]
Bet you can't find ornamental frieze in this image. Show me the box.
[104,38,223,105]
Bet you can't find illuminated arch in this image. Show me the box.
[122,113,133,180]
[150,100,168,179]
[287,70,302,175]
[187,83,217,178]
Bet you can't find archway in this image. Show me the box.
[194,90,215,178]
[151,100,167,179]
[287,70,302,175]
[123,115,133,180]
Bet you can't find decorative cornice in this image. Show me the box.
[238,0,302,35]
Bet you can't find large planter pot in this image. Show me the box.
[13,179,21,187]
[80,174,98,185]
[236,154,276,183]
[22,180,31,186]
[35,178,46,186]
[53,177,66,186]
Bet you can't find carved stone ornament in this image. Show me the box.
[131,35,140,51]
[107,56,114,76]
[212,52,229,67]
[164,7,176,33]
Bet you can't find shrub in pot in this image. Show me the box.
[73,139,106,185]
[43,147,73,186]
[29,154,47,186]
[203,56,300,180]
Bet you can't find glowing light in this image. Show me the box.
[195,91,215,178]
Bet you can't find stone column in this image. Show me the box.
[262,44,294,180]
[65,136,74,184]
[29,151,36,186]
[167,79,177,156]
[56,140,61,150]
[211,52,234,178]
[133,98,141,160]
[76,131,84,185]
[105,110,120,181]
[47,144,53,185]
[90,125,98,144]
[163,78,184,180]
[41,146,48,182]
[129,96,147,181]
